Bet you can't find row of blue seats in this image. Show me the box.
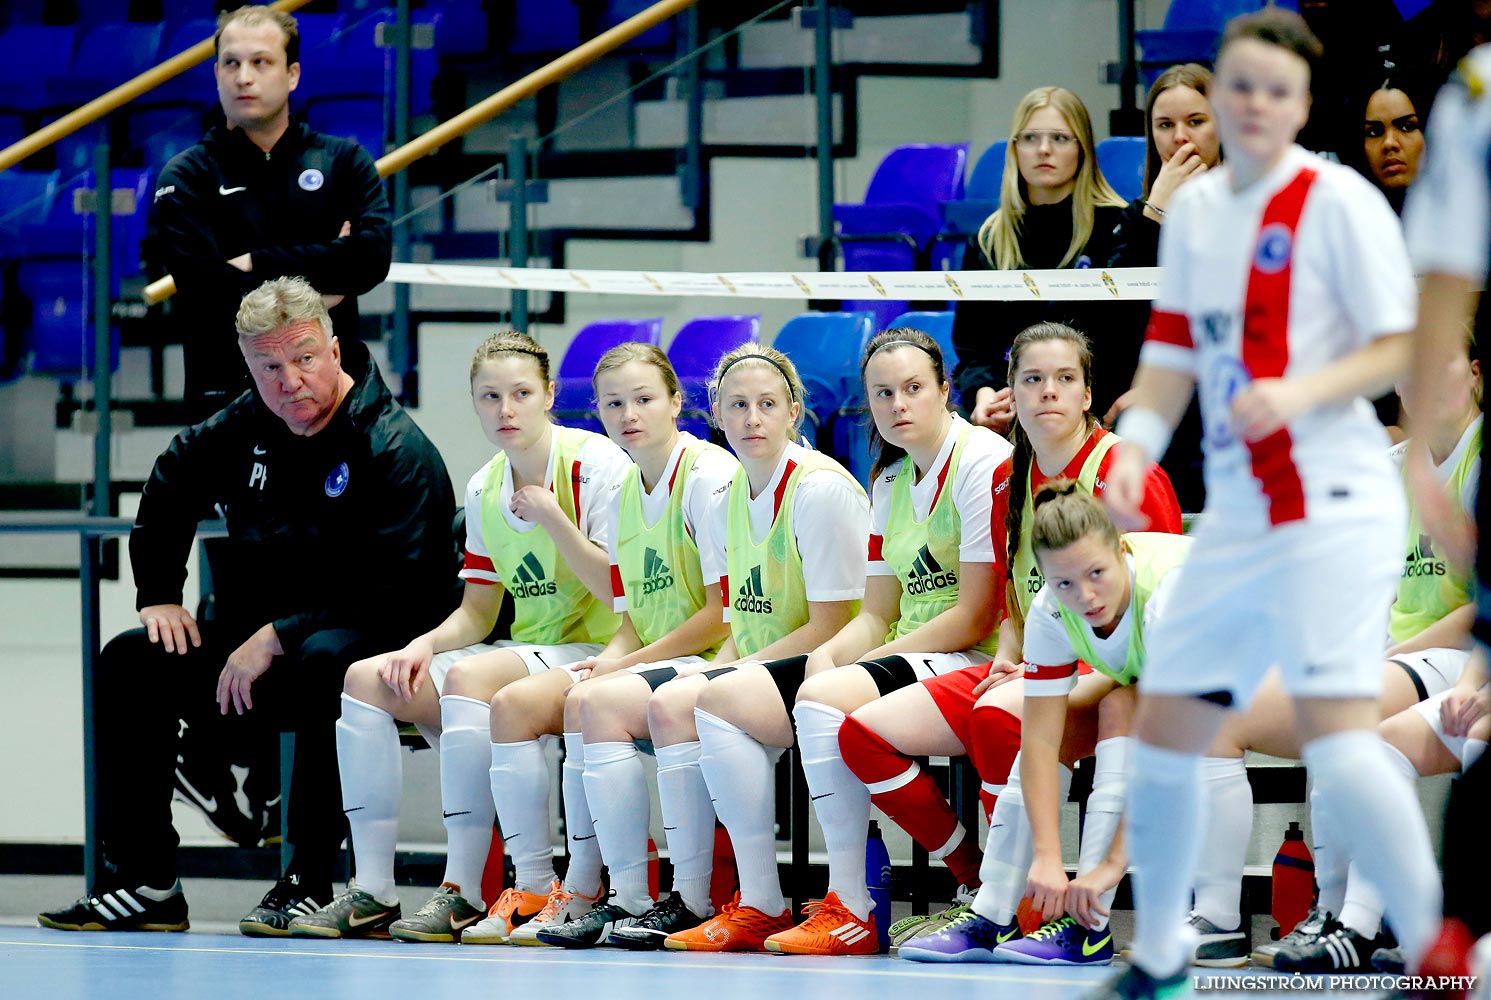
[552,309,959,485]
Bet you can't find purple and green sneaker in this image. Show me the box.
[998,915,1115,966]
[897,910,1022,963]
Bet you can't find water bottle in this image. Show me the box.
[866,820,892,953]
[1270,821,1315,938]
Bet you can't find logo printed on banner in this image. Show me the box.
[1022,273,1041,298]
[298,169,324,192]
[944,272,964,297]
[325,462,350,497]
[1254,223,1293,274]
[1102,271,1119,297]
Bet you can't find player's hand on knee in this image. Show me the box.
[140,604,202,655]
[382,638,432,702]
[217,624,280,716]
[1442,686,1490,737]
[972,657,1021,696]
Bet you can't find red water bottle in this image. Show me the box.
[1271,821,1314,938]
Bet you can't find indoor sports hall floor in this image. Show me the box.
[0,877,1391,1000]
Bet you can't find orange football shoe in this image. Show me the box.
[663,892,792,952]
[764,891,879,956]
[461,881,554,945]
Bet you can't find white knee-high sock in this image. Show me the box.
[1193,756,1251,931]
[561,733,603,899]
[335,694,402,902]
[583,740,653,914]
[1078,737,1132,933]
[794,701,874,921]
[655,741,716,918]
[488,737,556,893]
[438,695,495,906]
[1310,783,1347,920]
[1302,730,1442,966]
[1127,741,1205,979]
[1337,741,1418,937]
[971,755,1072,925]
[695,708,787,917]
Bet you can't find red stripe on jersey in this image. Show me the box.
[667,451,683,493]
[463,551,495,575]
[610,563,624,600]
[1022,661,1078,682]
[929,445,954,509]
[1243,167,1317,526]
[1092,446,1184,534]
[868,534,884,562]
[719,577,729,606]
[1145,309,1193,349]
[772,459,798,521]
[570,459,584,520]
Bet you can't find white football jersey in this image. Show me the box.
[1141,145,1416,528]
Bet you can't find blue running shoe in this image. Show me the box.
[897,910,1022,963]
[998,915,1114,965]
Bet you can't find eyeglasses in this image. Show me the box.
[1016,130,1076,148]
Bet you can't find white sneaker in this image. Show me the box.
[506,883,603,946]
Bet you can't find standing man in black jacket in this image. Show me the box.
[38,277,458,937]
[148,4,391,420]
[146,3,394,849]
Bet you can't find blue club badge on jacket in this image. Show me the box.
[325,462,350,497]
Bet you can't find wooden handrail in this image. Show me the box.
[0,0,315,175]
[143,0,700,305]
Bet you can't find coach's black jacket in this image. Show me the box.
[130,339,459,657]
[147,118,391,417]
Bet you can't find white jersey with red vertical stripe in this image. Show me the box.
[1140,145,1416,529]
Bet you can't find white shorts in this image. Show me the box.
[1388,647,1470,701]
[1143,510,1400,708]
[1410,685,1488,766]
[429,640,605,693]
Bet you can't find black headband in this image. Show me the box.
[716,353,797,401]
[867,338,938,363]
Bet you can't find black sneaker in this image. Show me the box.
[535,893,643,949]
[173,753,259,846]
[1187,913,1248,968]
[239,874,330,937]
[608,894,707,950]
[1087,964,1192,1000]
[1275,925,1386,974]
[289,885,402,939]
[1372,945,1406,974]
[1252,905,1337,968]
[39,881,189,932]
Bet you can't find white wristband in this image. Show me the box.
[1114,406,1173,462]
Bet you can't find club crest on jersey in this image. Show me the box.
[299,168,325,191]
[324,462,350,497]
[1254,223,1293,274]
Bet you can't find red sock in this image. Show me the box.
[967,703,1021,820]
[840,715,973,876]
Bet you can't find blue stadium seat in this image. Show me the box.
[308,97,386,156]
[836,144,967,334]
[1136,0,1298,85]
[327,8,438,113]
[772,311,875,449]
[668,314,761,439]
[424,0,490,58]
[48,22,166,109]
[129,107,207,168]
[160,0,220,20]
[886,309,959,404]
[1097,136,1146,202]
[603,0,676,51]
[144,19,217,108]
[286,13,347,105]
[20,168,154,282]
[0,170,57,262]
[941,140,1005,241]
[511,0,579,55]
[0,110,27,153]
[553,317,665,433]
[17,260,119,376]
[0,25,78,113]
[75,1,133,25]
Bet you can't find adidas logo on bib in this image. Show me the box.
[734,565,773,614]
[510,552,559,598]
[640,547,676,596]
[904,544,957,595]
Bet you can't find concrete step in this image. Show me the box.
[737,11,983,70]
[633,92,845,148]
